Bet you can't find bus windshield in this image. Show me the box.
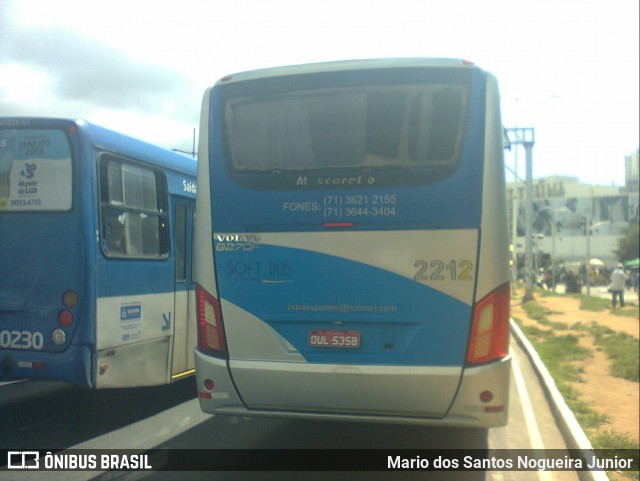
[225,83,468,176]
[0,128,72,211]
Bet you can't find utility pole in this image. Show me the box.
[586,211,591,297]
[506,127,536,302]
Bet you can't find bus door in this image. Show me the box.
[171,197,196,378]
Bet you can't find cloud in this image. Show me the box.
[0,18,199,124]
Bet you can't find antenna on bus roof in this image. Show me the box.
[172,127,197,158]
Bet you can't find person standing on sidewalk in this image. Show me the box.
[610,263,628,309]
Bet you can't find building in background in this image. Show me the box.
[508,174,639,269]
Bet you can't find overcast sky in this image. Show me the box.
[1,0,638,185]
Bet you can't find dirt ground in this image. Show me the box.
[510,291,639,444]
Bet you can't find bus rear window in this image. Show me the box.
[225,83,468,185]
[0,129,72,211]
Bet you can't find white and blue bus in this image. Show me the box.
[194,59,511,427]
[0,117,197,388]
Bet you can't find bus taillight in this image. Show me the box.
[58,310,73,327]
[196,283,227,357]
[466,283,510,365]
[63,290,78,308]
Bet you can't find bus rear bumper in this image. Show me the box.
[195,350,246,410]
[195,350,511,428]
[447,354,511,428]
[0,345,93,387]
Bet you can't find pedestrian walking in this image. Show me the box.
[609,263,628,309]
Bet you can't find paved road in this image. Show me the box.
[1,337,583,481]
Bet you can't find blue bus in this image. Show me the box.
[194,59,511,427]
[0,117,197,388]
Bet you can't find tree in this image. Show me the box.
[613,223,640,262]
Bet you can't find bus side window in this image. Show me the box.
[106,214,126,254]
[98,154,169,259]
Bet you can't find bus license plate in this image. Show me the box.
[308,330,360,348]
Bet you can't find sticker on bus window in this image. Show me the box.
[6,158,72,211]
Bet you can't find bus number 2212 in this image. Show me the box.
[414,260,474,281]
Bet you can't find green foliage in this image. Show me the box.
[613,223,640,263]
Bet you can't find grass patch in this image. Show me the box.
[580,296,611,312]
[575,293,639,317]
[520,331,605,429]
[570,321,589,331]
[513,317,554,340]
[522,301,552,322]
[585,322,640,382]
[586,322,616,337]
[524,325,555,339]
[534,334,591,382]
[591,432,640,480]
[537,318,570,330]
[515,315,591,375]
[593,331,640,382]
[591,430,640,450]
[610,305,640,319]
[513,293,639,452]
[514,312,606,429]
[565,394,610,431]
[521,300,564,329]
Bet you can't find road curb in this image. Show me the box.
[510,319,610,481]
